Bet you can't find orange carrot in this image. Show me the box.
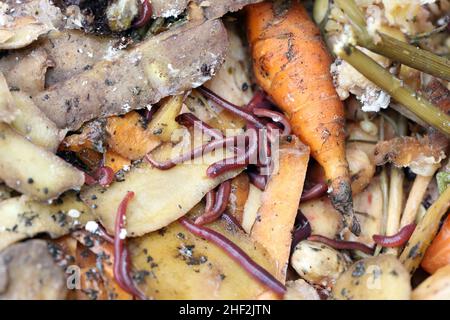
[422,215,450,274]
[246,1,358,234]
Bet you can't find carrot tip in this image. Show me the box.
[330,179,360,236]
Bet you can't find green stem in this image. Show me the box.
[334,0,367,37]
[334,0,450,82]
[335,45,450,136]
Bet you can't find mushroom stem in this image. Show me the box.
[385,166,405,256]
[400,172,437,228]
[400,186,450,273]
[385,115,407,256]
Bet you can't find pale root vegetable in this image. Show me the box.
[332,255,411,300]
[346,143,376,195]
[31,30,115,86]
[204,21,254,107]
[4,48,54,95]
[291,240,348,288]
[344,178,383,248]
[284,279,320,300]
[247,1,358,235]
[0,123,84,201]
[300,198,342,239]
[106,111,161,160]
[241,184,263,234]
[147,95,183,142]
[400,173,437,229]
[82,147,241,236]
[0,16,51,50]
[104,149,131,174]
[347,122,379,143]
[346,132,378,165]
[250,138,310,281]
[0,72,17,123]
[0,184,14,201]
[33,19,228,131]
[10,91,64,152]
[412,264,450,300]
[400,187,450,273]
[421,216,450,274]
[384,167,405,256]
[129,217,278,300]
[199,21,253,132]
[0,240,67,300]
[226,173,250,225]
[0,192,94,251]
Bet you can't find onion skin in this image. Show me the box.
[179,217,286,296]
[373,223,416,248]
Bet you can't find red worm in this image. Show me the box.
[176,113,245,157]
[96,224,115,243]
[265,122,280,145]
[84,166,115,187]
[94,166,115,187]
[308,235,375,255]
[84,172,97,186]
[145,135,239,170]
[251,123,271,165]
[300,182,328,202]
[176,113,223,140]
[247,171,267,191]
[204,190,216,214]
[291,213,311,251]
[246,90,272,112]
[179,217,286,296]
[252,108,292,137]
[207,130,258,178]
[372,223,417,247]
[221,213,245,232]
[113,191,147,300]
[133,0,153,28]
[145,105,159,122]
[81,224,115,244]
[198,86,265,128]
[195,180,232,225]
